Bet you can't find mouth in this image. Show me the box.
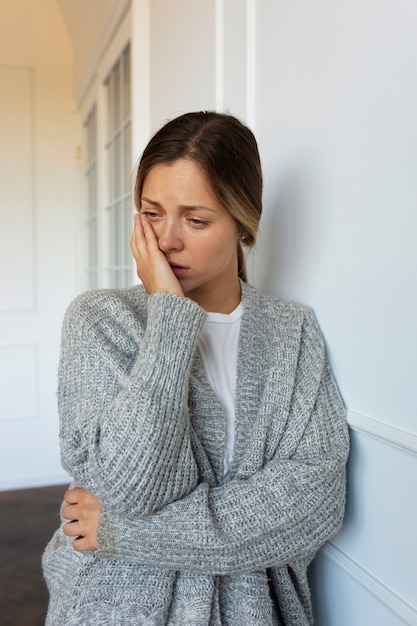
[169,263,189,278]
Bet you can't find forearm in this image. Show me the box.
[97,457,347,575]
[97,353,349,574]
[59,290,206,517]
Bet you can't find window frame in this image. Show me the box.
[104,45,133,289]
[76,8,136,292]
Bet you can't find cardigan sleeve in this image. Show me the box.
[58,289,206,518]
[96,309,350,574]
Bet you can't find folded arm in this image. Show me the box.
[59,289,206,518]
[94,321,349,575]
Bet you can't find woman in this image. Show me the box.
[43,111,349,625]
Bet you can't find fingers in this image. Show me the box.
[63,519,82,536]
[62,489,100,552]
[130,215,149,274]
[131,214,160,263]
[140,215,159,250]
[130,214,183,296]
[130,213,144,255]
[63,487,83,505]
[63,520,97,551]
[130,215,141,261]
[72,536,97,552]
[131,214,152,249]
[64,487,100,506]
[62,503,76,521]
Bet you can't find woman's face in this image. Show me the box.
[139,159,241,311]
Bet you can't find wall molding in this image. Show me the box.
[324,542,417,625]
[348,410,417,456]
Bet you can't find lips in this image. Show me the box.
[169,263,189,278]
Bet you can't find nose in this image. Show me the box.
[156,220,184,253]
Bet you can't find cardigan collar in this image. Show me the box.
[189,281,268,484]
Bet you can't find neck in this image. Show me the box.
[187,278,241,313]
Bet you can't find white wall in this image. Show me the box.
[252,2,417,623]
[149,0,216,128]
[144,1,417,623]
[0,0,75,488]
[254,0,417,431]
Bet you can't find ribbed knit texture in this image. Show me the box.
[42,281,349,625]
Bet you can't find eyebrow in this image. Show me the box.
[140,196,218,213]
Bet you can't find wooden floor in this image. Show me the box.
[0,484,67,626]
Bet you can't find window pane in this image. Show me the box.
[124,48,131,118]
[115,133,121,199]
[124,123,132,191]
[84,106,98,290]
[114,61,121,131]
[108,74,114,137]
[104,44,132,288]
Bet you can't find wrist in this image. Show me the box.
[96,505,118,559]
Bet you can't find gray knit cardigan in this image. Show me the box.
[43,280,349,625]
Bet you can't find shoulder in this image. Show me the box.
[242,281,317,323]
[65,285,147,326]
[59,286,149,372]
[241,282,324,349]
[62,285,148,352]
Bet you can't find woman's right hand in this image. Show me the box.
[131,214,184,297]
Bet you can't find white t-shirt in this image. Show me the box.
[197,303,243,481]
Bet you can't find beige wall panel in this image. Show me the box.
[0,67,35,310]
[0,344,38,421]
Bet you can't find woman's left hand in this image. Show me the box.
[62,487,102,551]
